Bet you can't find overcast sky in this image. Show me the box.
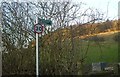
[0,0,119,20]
[71,0,119,20]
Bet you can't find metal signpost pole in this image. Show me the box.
[34,16,52,77]
[36,17,39,77]
[0,25,2,77]
[0,7,2,77]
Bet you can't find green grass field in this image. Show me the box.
[85,32,118,64]
[85,41,118,64]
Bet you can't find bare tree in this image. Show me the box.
[1,2,36,75]
[1,1,105,75]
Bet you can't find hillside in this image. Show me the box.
[39,19,119,64]
[79,30,120,40]
[42,19,119,43]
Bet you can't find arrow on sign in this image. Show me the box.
[38,18,52,25]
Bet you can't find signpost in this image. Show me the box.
[34,17,52,77]
[38,18,52,25]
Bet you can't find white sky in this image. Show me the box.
[0,0,119,20]
[72,0,119,20]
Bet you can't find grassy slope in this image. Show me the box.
[84,31,119,64]
[86,41,118,64]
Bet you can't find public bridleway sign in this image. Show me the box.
[38,18,52,25]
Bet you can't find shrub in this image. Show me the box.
[88,36,105,42]
[113,32,120,42]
